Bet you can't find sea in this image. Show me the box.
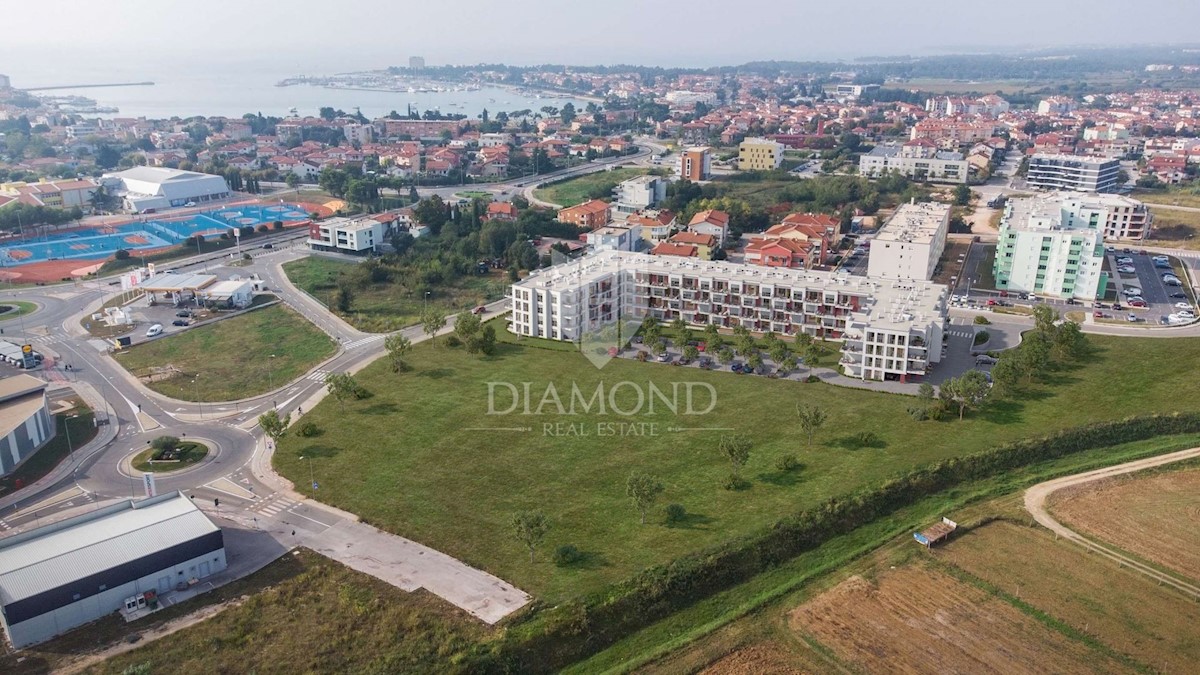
[0,56,587,121]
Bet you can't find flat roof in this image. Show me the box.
[140,272,218,292]
[0,492,220,605]
[0,374,47,404]
[1029,153,1118,165]
[0,391,46,440]
[875,202,951,246]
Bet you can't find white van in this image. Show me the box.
[145,324,164,338]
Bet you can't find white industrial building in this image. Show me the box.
[993,194,1107,300]
[0,375,53,479]
[101,167,231,213]
[307,216,383,254]
[203,279,255,308]
[1026,154,1120,193]
[510,250,947,382]
[0,492,226,649]
[867,202,951,281]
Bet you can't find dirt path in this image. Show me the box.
[54,597,246,675]
[1024,446,1200,599]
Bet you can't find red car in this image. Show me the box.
[986,299,997,306]
[472,305,487,315]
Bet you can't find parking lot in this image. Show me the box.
[1100,248,1195,325]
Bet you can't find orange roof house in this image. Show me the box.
[556,199,611,228]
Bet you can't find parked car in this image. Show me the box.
[1065,298,1079,305]
[1093,311,1107,319]
[1170,292,1188,299]
[657,352,671,363]
[1127,314,1139,323]
[730,362,743,372]
[1127,298,1147,308]
[986,299,997,306]
[1117,266,1137,274]
[1018,292,1029,300]
[1122,287,1142,296]
[145,323,164,337]
[1179,310,1197,319]
[1028,294,1040,302]
[171,319,189,327]
[175,310,191,318]
[975,355,998,365]
[1176,302,1194,310]
[262,243,274,249]
[1116,256,1134,265]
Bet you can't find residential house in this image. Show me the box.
[687,209,730,246]
[556,199,611,228]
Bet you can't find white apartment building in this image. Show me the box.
[1026,154,1120,193]
[1055,192,1152,241]
[993,195,1107,300]
[343,123,375,145]
[867,202,951,281]
[306,216,383,254]
[479,133,513,147]
[612,175,667,219]
[859,142,968,184]
[586,225,641,252]
[509,250,947,382]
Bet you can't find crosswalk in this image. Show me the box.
[342,334,384,350]
[947,329,974,338]
[305,369,331,382]
[250,494,300,518]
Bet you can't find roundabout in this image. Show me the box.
[129,438,211,474]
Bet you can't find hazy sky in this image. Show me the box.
[3,0,1199,75]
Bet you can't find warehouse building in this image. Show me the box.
[0,375,53,478]
[0,491,225,649]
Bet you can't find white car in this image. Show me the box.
[1179,310,1197,319]
[1175,302,1193,310]
[1116,256,1134,264]
[1152,255,1170,263]
[1117,266,1137,274]
[951,294,962,303]
[1126,314,1139,322]
[145,323,164,337]
[1122,287,1142,296]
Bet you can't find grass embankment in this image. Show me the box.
[276,317,1200,603]
[115,305,334,402]
[81,549,489,675]
[1146,205,1200,250]
[0,402,95,498]
[533,167,648,207]
[283,256,503,332]
[130,441,208,473]
[0,300,37,322]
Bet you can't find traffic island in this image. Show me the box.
[131,436,210,473]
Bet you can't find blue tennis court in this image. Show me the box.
[0,204,306,265]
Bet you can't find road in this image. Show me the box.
[1024,446,1200,599]
[0,222,525,623]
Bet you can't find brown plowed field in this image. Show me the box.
[1051,467,1200,582]
[943,521,1200,674]
[790,564,1127,675]
[698,644,809,675]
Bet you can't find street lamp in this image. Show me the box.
[192,374,203,420]
[424,291,430,313]
[298,455,316,498]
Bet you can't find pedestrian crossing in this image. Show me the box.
[0,518,12,532]
[947,329,974,338]
[251,494,300,517]
[342,334,384,350]
[305,369,331,382]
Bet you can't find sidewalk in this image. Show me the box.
[0,381,120,512]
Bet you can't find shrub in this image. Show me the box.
[257,224,270,233]
[973,330,990,345]
[722,474,749,491]
[973,315,991,325]
[114,248,131,260]
[774,453,800,471]
[553,544,582,566]
[665,503,687,524]
[805,374,820,383]
[445,335,463,348]
[908,405,930,421]
[273,220,284,230]
[242,252,252,261]
[297,421,320,437]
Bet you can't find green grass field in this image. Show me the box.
[115,305,335,402]
[534,167,649,207]
[283,256,504,332]
[131,441,208,473]
[276,318,1200,603]
[85,549,488,675]
[1147,206,1200,250]
[1136,190,1200,210]
[0,300,37,322]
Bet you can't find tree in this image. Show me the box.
[384,333,412,372]
[719,435,751,477]
[335,283,354,313]
[670,316,688,341]
[323,372,360,413]
[953,184,971,206]
[454,310,482,343]
[768,342,790,365]
[717,346,735,366]
[95,144,121,169]
[650,339,667,357]
[735,333,756,358]
[945,370,990,420]
[682,344,700,362]
[746,351,763,372]
[803,343,822,374]
[422,310,447,341]
[477,324,497,355]
[560,102,577,125]
[1032,304,1059,334]
[641,315,661,343]
[285,173,300,189]
[1052,320,1087,361]
[510,510,549,563]
[88,184,114,213]
[258,409,291,443]
[796,404,827,447]
[625,472,664,524]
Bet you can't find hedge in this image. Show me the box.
[469,413,1200,672]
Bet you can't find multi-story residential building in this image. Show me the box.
[307,216,383,255]
[0,74,10,89]
[992,195,1107,300]
[556,199,611,228]
[1052,192,1152,241]
[737,137,785,171]
[678,146,712,181]
[1026,154,1120,193]
[612,175,667,219]
[586,225,641,252]
[343,123,375,145]
[909,120,998,146]
[867,202,951,281]
[508,250,946,382]
[859,141,969,184]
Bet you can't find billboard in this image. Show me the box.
[142,472,157,498]
[120,269,146,291]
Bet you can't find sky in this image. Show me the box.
[2,0,1199,78]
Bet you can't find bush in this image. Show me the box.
[114,248,131,260]
[273,220,284,230]
[722,474,749,491]
[445,335,463,348]
[973,330,990,345]
[297,421,320,437]
[256,224,270,233]
[553,544,582,566]
[774,453,800,471]
[242,252,252,261]
[907,405,930,421]
[973,315,991,325]
[665,503,687,524]
[805,375,820,383]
